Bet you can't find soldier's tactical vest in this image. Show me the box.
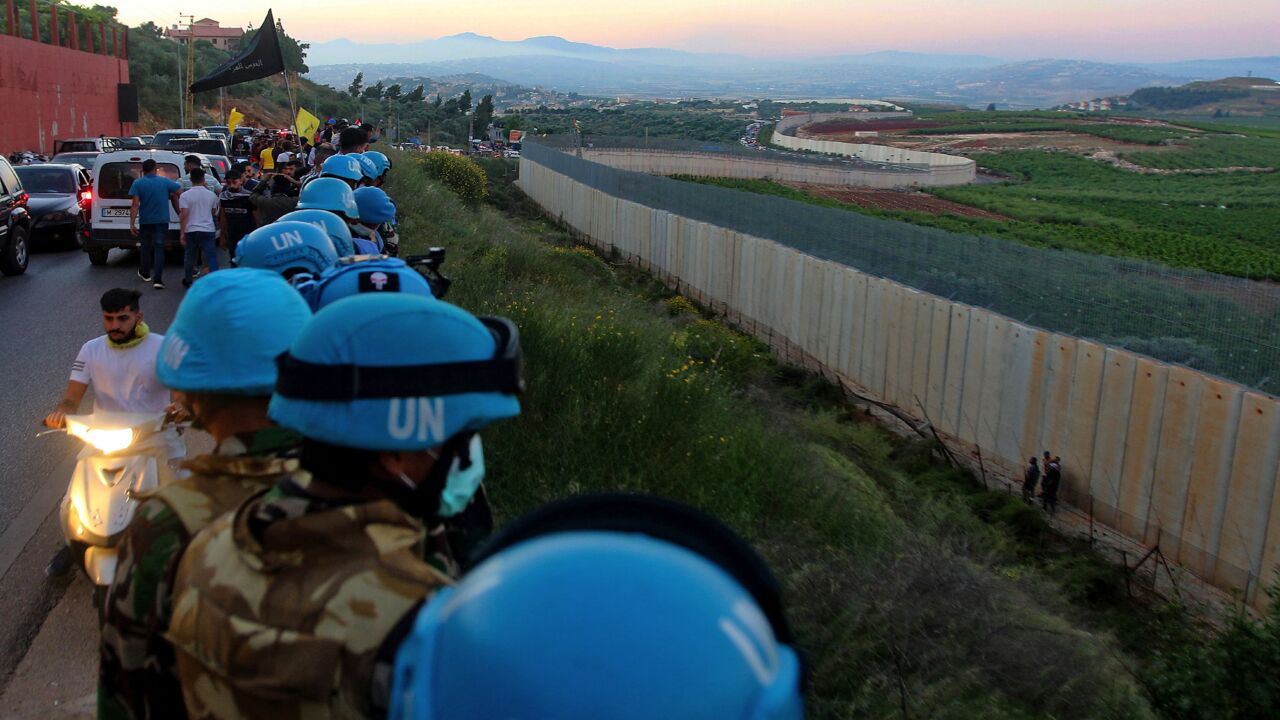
[166,485,450,720]
[150,454,299,536]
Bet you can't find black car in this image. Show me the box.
[0,156,33,275]
[15,164,92,248]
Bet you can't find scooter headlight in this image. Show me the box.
[80,428,136,454]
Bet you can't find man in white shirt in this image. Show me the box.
[179,168,222,288]
[44,289,186,575]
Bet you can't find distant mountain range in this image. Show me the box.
[303,33,1280,106]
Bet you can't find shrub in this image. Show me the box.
[663,294,699,315]
[418,151,488,205]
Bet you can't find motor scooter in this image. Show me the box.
[42,411,182,586]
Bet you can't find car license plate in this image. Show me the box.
[100,207,131,218]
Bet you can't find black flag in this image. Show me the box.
[189,10,285,94]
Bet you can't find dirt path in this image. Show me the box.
[781,181,1009,220]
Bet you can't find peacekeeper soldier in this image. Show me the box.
[278,208,357,258]
[353,187,398,255]
[234,220,339,281]
[296,178,378,255]
[166,293,524,719]
[363,151,391,189]
[98,269,312,720]
[389,494,806,720]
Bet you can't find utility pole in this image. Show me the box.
[179,14,195,127]
[176,37,184,128]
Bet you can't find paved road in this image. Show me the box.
[0,241,216,683]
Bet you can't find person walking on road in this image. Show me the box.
[127,159,180,289]
[1021,456,1040,504]
[1041,456,1062,516]
[179,168,221,288]
[98,270,311,720]
[218,168,257,261]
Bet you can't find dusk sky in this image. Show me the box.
[115,1,1278,62]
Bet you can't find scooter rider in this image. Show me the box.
[43,289,186,576]
[98,269,312,720]
[166,293,523,719]
[389,494,805,720]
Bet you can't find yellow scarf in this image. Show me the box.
[108,321,150,350]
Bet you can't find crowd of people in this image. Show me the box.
[127,124,401,290]
[52,129,806,720]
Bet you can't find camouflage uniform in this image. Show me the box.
[166,473,452,719]
[98,428,301,720]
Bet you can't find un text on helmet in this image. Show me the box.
[271,230,305,251]
[388,397,446,443]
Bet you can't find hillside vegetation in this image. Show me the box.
[388,150,1280,720]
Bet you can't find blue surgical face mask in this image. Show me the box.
[438,435,485,517]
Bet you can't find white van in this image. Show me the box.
[86,150,195,266]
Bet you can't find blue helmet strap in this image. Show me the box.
[274,317,523,401]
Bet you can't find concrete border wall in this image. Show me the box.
[579,149,968,188]
[771,112,976,184]
[518,154,1280,610]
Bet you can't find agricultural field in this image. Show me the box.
[677,152,1280,279]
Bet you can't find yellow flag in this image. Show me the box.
[228,107,244,136]
[296,107,320,142]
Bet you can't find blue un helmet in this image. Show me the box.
[234,221,339,279]
[389,494,805,720]
[320,154,363,185]
[354,186,397,225]
[363,151,391,179]
[278,208,356,257]
[157,268,311,395]
[271,293,522,453]
[297,177,360,220]
[303,257,435,311]
[349,152,380,182]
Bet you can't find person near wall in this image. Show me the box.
[1041,456,1062,516]
[1021,457,1040,504]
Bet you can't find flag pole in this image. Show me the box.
[275,17,299,139]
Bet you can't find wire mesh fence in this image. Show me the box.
[523,141,1280,392]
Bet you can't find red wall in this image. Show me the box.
[0,33,131,155]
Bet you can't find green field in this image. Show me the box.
[679,152,1280,279]
[388,150,1280,720]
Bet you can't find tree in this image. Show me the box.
[474,94,495,135]
[434,94,443,109]
[459,89,472,115]
[363,81,385,102]
[348,72,364,100]
[404,85,425,105]
[502,113,527,131]
[384,84,402,102]
[986,103,997,111]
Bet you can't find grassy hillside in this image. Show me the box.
[386,151,1280,719]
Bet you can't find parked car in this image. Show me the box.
[50,152,101,171]
[151,129,209,149]
[0,155,32,275]
[138,135,156,146]
[168,137,229,158]
[14,164,92,248]
[201,125,230,140]
[86,149,188,266]
[54,137,122,154]
[116,137,146,149]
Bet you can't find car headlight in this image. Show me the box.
[45,210,70,221]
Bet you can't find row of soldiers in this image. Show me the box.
[96,151,806,719]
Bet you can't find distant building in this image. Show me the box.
[164,18,243,52]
